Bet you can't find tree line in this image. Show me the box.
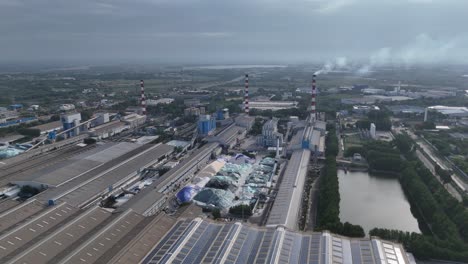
[316,124,365,237]
[374,133,468,262]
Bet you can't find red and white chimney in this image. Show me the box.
[244,74,249,114]
[311,74,317,120]
[140,80,146,115]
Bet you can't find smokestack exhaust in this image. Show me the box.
[244,74,249,114]
[140,80,146,115]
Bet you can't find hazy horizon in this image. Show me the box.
[2,0,468,67]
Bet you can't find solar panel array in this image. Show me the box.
[142,218,415,264]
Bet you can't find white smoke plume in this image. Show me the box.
[357,34,461,75]
[314,56,348,75]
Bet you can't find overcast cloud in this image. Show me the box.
[0,0,467,64]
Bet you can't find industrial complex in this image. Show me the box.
[0,75,418,264]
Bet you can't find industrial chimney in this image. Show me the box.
[140,80,146,115]
[311,74,317,121]
[244,74,249,114]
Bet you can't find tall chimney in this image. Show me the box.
[140,80,146,115]
[244,74,249,114]
[311,74,317,121]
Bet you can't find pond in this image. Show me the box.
[338,169,420,234]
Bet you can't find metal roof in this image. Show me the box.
[266,149,311,229]
[141,218,415,264]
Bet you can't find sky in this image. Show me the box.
[1,0,468,65]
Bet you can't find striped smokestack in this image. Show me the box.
[244,74,249,114]
[311,74,316,120]
[140,80,146,115]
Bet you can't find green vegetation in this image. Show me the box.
[369,228,468,261]
[345,140,402,173]
[17,127,40,137]
[370,133,468,262]
[356,110,392,131]
[212,208,221,219]
[316,124,365,237]
[249,118,263,135]
[229,204,252,217]
[83,138,96,144]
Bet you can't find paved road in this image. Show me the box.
[398,128,464,202]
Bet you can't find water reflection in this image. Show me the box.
[338,169,420,234]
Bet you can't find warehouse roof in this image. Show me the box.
[141,218,416,264]
[266,149,310,229]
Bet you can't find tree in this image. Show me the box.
[80,110,93,121]
[17,128,40,137]
[212,208,221,219]
[250,118,263,135]
[229,204,252,217]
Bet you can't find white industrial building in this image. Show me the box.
[146,98,175,106]
[424,105,468,121]
[247,101,298,111]
[370,123,376,139]
[122,113,146,128]
[59,104,75,111]
[258,118,283,147]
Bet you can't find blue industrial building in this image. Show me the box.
[61,113,82,137]
[197,115,216,136]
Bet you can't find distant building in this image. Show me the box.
[362,88,385,95]
[424,105,468,122]
[246,101,298,111]
[386,105,425,115]
[216,108,229,120]
[93,113,110,126]
[258,118,283,147]
[122,113,146,128]
[197,115,216,136]
[370,123,376,139]
[352,105,380,114]
[28,105,40,111]
[88,120,127,139]
[184,107,201,117]
[9,104,23,111]
[61,112,82,137]
[59,104,75,111]
[146,98,174,106]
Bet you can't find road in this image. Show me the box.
[415,150,462,201]
[397,128,464,201]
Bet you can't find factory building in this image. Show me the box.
[122,113,146,128]
[88,120,127,139]
[216,108,229,120]
[234,115,255,131]
[197,115,216,136]
[424,105,468,122]
[61,112,82,137]
[146,98,174,106]
[258,118,283,147]
[184,107,201,117]
[352,105,380,114]
[92,112,110,126]
[59,104,75,111]
[245,101,298,111]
